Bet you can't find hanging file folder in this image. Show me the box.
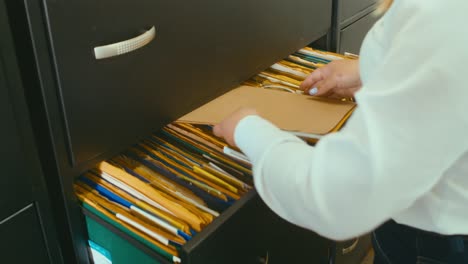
[178,86,356,139]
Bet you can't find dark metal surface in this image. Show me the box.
[338,0,378,25]
[254,198,333,264]
[0,49,33,221]
[44,0,332,168]
[329,0,378,52]
[0,205,51,264]
[1,1,63,262]
[339,12,380,54]
[4,0,334,263]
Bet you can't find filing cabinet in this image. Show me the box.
[0,1,62,262]
[0,61,32,222]
[338,11,381,54]
[4,0,336,263]
[0,61,52,263]
[331,0,380,54]
[83,191,332,264]
[43,0,332,170]
[0,205,51,264]
[337,0,378,26]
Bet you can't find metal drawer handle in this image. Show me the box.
[94,26,156,60]
[342,237,360,255]
[258,251,269,264]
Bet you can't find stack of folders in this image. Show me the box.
[240,47,358,143]
[244,47,356,95]
[75,47,356,263]
[75,123,253,263]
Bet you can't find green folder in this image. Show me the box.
[84,203,172,263]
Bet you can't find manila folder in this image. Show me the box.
[178,86,356,135]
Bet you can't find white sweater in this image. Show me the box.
[234,0,468,240]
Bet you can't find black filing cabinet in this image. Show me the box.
[331,0,381,54]
[3,0,336,263]
[0,1,62,263]
[0,61,52,264]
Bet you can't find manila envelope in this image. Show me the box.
[178,86,356,136]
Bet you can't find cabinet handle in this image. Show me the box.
[258,251,270,264]
[342,237,359,255]
[94,26,156,60]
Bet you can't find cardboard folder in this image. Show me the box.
[178,86,356,137]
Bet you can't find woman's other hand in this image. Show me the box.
[213,107,258,147]
[300,59,362,98]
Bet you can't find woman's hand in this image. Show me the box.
[300,59,362,98]
[213,107,258,147]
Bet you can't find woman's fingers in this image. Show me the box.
[300,69,323,92]
[213,107,258,146]
[212,123,223,138]
[312,78,338,96]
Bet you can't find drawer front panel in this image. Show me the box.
[84,191,331,264]
[339,12,380,54]
[0,204,50,264]
[257,205,332,264]
[44,0,331,167]
[338,0,378,24]
[182,192,266,264]
[0,64,33,220]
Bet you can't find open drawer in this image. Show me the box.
[43,0,332,168]
[16,1,337,262]
[75,117,334,264]
[69,41,355,263]
[83,191,331,264]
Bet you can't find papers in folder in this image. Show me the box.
[75,123,253,263]
[74,46,357,263]
[179,86,356,140]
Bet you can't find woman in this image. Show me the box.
[213,0,468,263]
